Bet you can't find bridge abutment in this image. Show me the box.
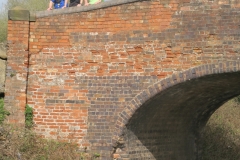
[5,6,31,125]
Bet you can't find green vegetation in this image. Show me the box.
[199,95,240,160]
[0,15,7,42]
[0,124,100,160]
[0,98,10,124]
[92,153,100,159]
[0,99,101,160]
[0,124,83,160]
[0,0,49,42]
[25,104,33,128]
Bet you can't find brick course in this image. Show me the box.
[5,20,29,125]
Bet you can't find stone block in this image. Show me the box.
[8,6,29,21]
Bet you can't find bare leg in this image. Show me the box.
[78,0,88,6]
[77,0,82,6]
[94,0,101,4]
[95,0,101,4]
[84,0,89,6]
[47,1,54,10]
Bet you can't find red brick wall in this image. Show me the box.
[6,0,240,159]
[5,20,29,125]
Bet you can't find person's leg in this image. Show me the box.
[63,0,68,8]
[70,0,79,7]
[77,0,81,6]
[47,1,54,10]
[89,0,100,4]
[84,0,89,6]
[95,0,101,4]
[78,0,89,6]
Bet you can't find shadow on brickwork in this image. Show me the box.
[0,93,4,98]
[122,72,240,160]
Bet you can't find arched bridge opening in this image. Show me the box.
[114,65,240,160]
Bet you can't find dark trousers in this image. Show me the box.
[69,0,79,7]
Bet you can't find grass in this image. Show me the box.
[0,99,10,124]
[0,13,7,43]
[199,96,240,160]
[0,123,103,160]
[25,104,33,129]
[0,124,85,160]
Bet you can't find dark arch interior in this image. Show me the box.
[0,92,4,98]
[123,72,240,160]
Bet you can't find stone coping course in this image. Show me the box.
[36,0,141,18]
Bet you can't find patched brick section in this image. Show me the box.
[76,76,159,157]
[5,20,29,125]
[27,68,90,146]
[27,50,90,146]
[27,48,159,155]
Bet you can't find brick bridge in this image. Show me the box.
[5,0,240,159]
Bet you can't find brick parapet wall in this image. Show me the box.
[6,0,240,159]
[5,20,29,124]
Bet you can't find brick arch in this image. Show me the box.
[113,60,240,158]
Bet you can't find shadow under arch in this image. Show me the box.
[113,61,240,160]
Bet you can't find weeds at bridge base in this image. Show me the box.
[0,124,96,160]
